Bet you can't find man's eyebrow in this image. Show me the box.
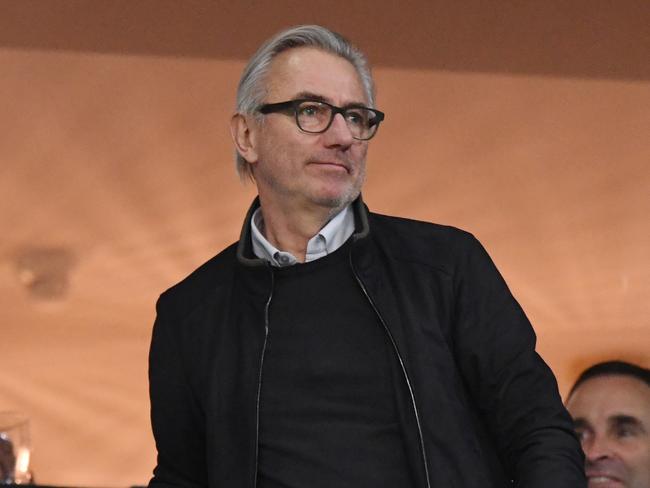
[293,91,368,108]
[294,91,330,103]
[609,414,647,433]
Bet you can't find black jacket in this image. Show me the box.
[149,197,585,488]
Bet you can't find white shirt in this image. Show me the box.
[250,205,355,267]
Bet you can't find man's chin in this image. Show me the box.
[311,188,359,212]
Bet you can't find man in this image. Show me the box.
[566,361,650,488]
[148,25,585,487]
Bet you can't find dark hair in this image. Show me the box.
[568,360,650,398]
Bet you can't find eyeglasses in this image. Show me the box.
[257,99,385,141]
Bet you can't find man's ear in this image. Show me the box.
[230,113,259,164]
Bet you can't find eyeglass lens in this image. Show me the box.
[296,101,377,139]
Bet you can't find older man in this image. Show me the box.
[148,25,585,487]
[566,361,650,488]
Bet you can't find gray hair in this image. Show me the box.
[234,24,376,180]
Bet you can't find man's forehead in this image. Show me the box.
[264,47,368,105]
[568,375,650,419]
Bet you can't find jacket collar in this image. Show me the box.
[236,195,371,267]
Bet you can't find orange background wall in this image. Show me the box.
[1,2,648,486]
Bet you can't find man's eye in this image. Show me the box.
[616,425,638,438]
[299,104,325,117]
[574,428,595,444]
[345,110,367,126]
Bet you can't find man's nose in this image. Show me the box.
[323,113,354,147]
[583,435,612,462]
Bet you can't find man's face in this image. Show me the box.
[246,47,370,213]
[566,375,650,488]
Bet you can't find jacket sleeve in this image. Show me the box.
[451,234,585,487]
[148,294,208,488]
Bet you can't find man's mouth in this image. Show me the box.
[309,161,350,173]
[587,473,623,486]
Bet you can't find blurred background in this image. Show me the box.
[1,1,648,486]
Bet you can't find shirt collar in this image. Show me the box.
[251,204,355,267]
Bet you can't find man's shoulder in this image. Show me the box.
[366,211,484,269]
[156,241,239,312]
[368,211,477,247]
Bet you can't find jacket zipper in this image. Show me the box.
[252,259,431,488]
[253,268,274,488]
[350,256,433,488]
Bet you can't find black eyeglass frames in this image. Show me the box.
[257,99,385,141]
